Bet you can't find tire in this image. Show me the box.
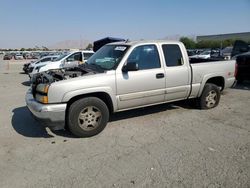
[198,83,221,109]
[67,97,109,137]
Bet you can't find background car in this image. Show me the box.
[189,50,211,59]
[3,54,13,60]
[31,53,41,59]
[14,54,24,60]
[220,46,233,60]
[23,55,59,74]
[31,50,94,76]
[23,53,33,59]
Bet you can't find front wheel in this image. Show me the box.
[67,97,109,137]
[198,83,221,109]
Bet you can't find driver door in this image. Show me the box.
[116,44,165,110]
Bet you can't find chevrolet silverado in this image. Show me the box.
[26,40,236,137]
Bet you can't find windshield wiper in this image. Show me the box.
[91,63,108,71]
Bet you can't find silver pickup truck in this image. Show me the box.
[26,40,236,137]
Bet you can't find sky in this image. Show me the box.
[0,0,250,48]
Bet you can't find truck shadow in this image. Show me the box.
[21,81,31,86]
[12,107,54,138]
[232,81,250,91]
[12,107,77,138]
[12,101,194,138]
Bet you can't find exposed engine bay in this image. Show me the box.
[30,63,105,97]
[30,66,100,97]
[31,66,98,85]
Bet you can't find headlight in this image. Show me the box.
[36,84,49,94]
[35,84,49,103]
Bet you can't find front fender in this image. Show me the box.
[62,87,118,112]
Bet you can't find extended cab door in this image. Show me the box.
[116,44,166,110]
[161,44,191,101]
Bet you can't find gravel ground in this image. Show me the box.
[0,57,249,188]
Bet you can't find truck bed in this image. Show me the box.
[189,60,236,97]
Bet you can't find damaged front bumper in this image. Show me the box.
[25,89,67,130]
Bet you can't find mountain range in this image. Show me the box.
[49,39,92,49]
[48,35,197,49]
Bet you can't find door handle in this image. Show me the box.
[156,73,165,79]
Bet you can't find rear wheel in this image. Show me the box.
[67,97,109,137]
[198,83,220,109]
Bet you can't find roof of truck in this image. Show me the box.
[107,40,183,46]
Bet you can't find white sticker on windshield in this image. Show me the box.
[115,46,127,51]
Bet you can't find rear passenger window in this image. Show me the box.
[162,44,183,67]
[127,45,160,70]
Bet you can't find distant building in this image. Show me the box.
[197,32,250,42]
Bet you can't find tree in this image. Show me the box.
[85,43,93,50]
[196,40,235,49]
[222,39,234,47]
[196,40,219,49]
[179,37,196,49]
[42,46,49,51]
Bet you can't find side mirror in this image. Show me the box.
[122,62,139,72]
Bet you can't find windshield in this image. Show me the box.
[86,45,130,70]
[52,53,68,61]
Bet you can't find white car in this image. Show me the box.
[190,50,211,59]
[25,55,59,74]
[30,50,94,77]
[15,54,24,60]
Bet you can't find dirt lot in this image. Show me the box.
[0,57,249,188]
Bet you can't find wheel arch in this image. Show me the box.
[66,92,114,114]
[64,92,114,129]
[206,76,225,90]
[198,75,225,97]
